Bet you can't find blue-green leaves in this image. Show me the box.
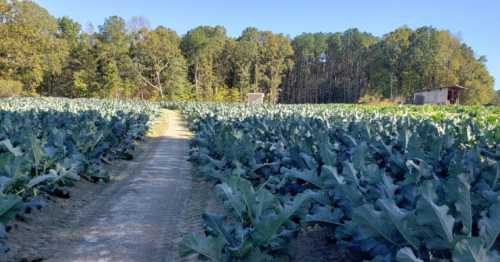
[378,198,420,250]
[304,205,343,225]
[396,247,423,262]
[0,195,21,224]
[452,238,500,262]
[445,174,473,236]
[179,233,226,261]
[182,176,314,260]
[180,102,500,261]
[478,201,500,251]
[352,204,400,247]
[416,182,455,249]
[0,97,159,248]
[0,140,22,157]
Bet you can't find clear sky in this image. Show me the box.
[35,0,499,90]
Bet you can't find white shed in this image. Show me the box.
[247,93,264,104]
[413,85,465,105]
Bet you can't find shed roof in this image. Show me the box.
[444,85,466,89]
[416,85,466,93]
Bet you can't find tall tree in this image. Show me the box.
[39,16,82,96]
[258,31,294,103]
[231,37,259,98]
[366,27,412,99]
[281,27,495,105]
[282,33,332,103]
[95,16,136,98]
[131,26,189,99]
[71,32,99,97]
[181,26,228,100]
[0,0,67,94]
[493,90,500,106]
[0,1,496,104]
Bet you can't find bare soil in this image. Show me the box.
[2,111,221,262]
[2,110,336,262]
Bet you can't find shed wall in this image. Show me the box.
[247,93,264,104]
[414,88,448,104]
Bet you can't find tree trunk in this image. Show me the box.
[194,62,199,99]
[254,63,259,93]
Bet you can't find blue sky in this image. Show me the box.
[35,0,499,90]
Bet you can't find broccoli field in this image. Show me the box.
[0,97,160,253]
[178,103,499,261]
[1,99,499,261]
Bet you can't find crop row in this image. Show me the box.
[179,103,499,261]
[0,97,160,252]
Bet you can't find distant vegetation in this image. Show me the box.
[495,90,500,105]
[0,0,497,104]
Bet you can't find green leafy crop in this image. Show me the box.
[0,97,160,252]
[177,102,499,261]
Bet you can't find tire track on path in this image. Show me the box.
[32,110,206,262]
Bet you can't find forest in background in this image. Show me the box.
[0,0,499,104]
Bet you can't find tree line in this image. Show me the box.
[281,28,496,104]
[0,1,498,104]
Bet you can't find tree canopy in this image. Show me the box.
[281,27,496,105]
[0,1,496,104]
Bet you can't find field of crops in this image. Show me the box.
[179,103,499,261]
[0,98,498,261]
[0,97,160,252]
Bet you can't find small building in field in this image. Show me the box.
[247,93,264,104]
[413,85,465,105]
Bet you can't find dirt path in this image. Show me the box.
[3,110,335,262]
[3,110,217,262]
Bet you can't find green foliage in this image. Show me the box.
[282,27,496,105]
[211,86,242,103]
[358,93,405,105]
[178,102,500,261]
[0,97,159,232]
[0,195,21,224]
[494,90,500,106]
[0,1,495,103]
[180,175,314,261]
[0,0,67,93]
[0,80,23,98]
[131,26,187,99]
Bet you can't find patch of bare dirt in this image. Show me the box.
[2,110,340,262]
[2,110,205,262]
